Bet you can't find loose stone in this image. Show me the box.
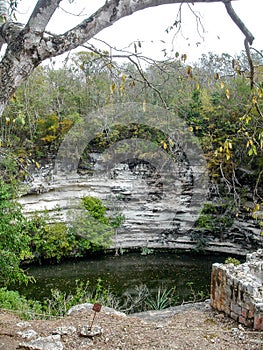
[79,325,103,338]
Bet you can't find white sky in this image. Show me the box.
[16,0,263,63]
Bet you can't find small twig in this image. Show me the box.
[219,162,232,193]
[250,47,263,60]
[255,102,263,119]
[58,4,86,17]
[253,170,263,202]
[170,3,183,49]
[187,3,205,40]
[127,56,169,109]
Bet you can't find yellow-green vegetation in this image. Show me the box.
[32,222,75,261]
[0,179,122,285]
[0,288,42,320]
[2,51,261,216]
[0,180,34,285]
[225,257,241,266]
[195,202,234,235]
[33,196,122,262]
[0,279,114,320]
[0,50,262,288]
[0,280,204,319]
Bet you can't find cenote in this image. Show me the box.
[17,251,237,310]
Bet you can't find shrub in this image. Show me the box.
[0,180,33,285]
[82,196,109,224]
[43,278,118,317]
[225,257,241,266]
[33,222,75,262]
[68,196,117,252]
[0,288,42,319]
[195,202,234,236]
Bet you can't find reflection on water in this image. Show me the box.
[17,252,233,304]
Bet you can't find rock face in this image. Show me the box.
[19,158,204,247]
[18,155,262,255]
[211,249,263,330]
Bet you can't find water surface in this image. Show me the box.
[17,252,233,304]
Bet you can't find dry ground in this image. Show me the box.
[1,303,263,349]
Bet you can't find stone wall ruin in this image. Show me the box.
[210,249,263,330]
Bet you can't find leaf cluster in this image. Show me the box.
[0,180,33,286]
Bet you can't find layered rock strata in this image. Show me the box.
[18,159,262,255]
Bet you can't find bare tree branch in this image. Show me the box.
[41,0,227,60]
[0,0,255,115]
[244,38,254,89]
[25,0,62,33]
[253,170,263,202]
[127,55,169,109]
[224,1,254,45]
[251,47,263,60]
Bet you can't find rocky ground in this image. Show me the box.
[1,302,263,350]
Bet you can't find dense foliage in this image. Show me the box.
[0,187,117,285]
[0,180,33,285]
[0,49,262,286]
[2,51,262,201]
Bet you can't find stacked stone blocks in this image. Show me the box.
[210,249,263,330]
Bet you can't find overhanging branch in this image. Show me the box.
[25,0,63,33]
[40,0,227,60]
[224,1,254,45]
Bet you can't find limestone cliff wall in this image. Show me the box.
[18,160,262,255]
